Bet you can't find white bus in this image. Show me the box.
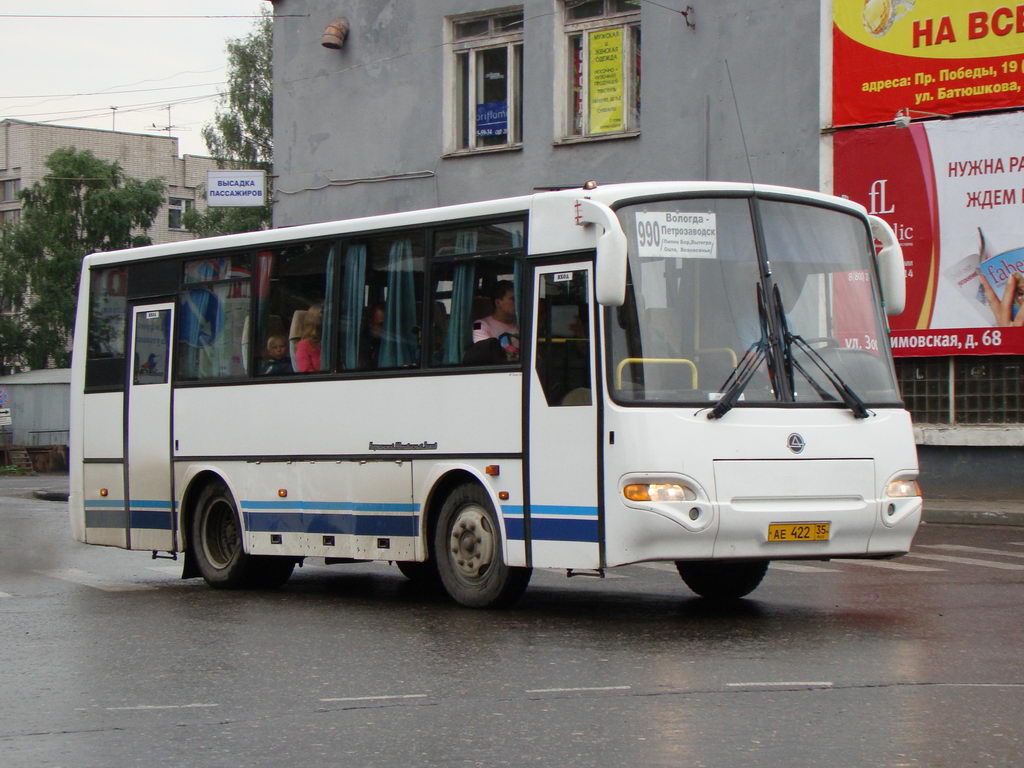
[69,181,921,607]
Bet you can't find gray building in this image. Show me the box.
[271,0,824,226]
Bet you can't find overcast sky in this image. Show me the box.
[2,1,270,157]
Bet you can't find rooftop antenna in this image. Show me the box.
[151,105,187,137]
[725,59,755,188]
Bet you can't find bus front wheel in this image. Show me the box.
[675,560,768,600]
[434,483,531,608]
[191,480,294,589]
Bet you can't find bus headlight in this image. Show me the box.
[885,478,921,498]
[623,483,697,502]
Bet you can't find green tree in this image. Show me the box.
[186,8,273,236]
[0,147,163,370]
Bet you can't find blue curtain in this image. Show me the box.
[340,244,367,369]
[379,239,416,368]
[320,245,338,371]
[443,263,476,364]
[442,230,479,365]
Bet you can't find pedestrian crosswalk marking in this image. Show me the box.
[918,544,1024,560]
[904,553,1024,571]
[769,562,842,573]
[34,568,157,592]
[842,559,943,572]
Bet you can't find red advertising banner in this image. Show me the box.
[834,112,1024,356]
[833,0,1024,127]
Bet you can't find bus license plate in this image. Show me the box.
[767,522,830,542]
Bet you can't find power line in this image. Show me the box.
[0,14,305,19]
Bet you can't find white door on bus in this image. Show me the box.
[126,303,176,552]
[527,262,601,569]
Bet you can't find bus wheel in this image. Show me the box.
[191,481,294,589]
[675,560,768,600]
[434,483,531,608]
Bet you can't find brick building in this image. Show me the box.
[0,118,219,243]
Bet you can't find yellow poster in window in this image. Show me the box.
[589,28,624,134]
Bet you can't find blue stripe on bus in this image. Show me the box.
[501,504,599,542]
[243,510,418,537]
[242,500,418,513]
[84,500,174,530]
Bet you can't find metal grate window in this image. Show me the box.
[955,357,1024,424]
[895,357,951,423]
[895,355,1024,424]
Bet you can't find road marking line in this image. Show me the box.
[917,544,1024,560]
[34,568,157,591]
[147,566,182,575]
[903,553,1024,571]
[105,708,218,712]
[319,694,428,703]
[635,562,678,572]
[728,682,833,688]
[525,686,632,694]
[0,591,12,598]
[842,559,943,572]
[769,562,842,573]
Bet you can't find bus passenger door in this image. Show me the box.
[125,303,176,552]
[527,262,601,569]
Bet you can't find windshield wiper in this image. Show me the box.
[708,284,771,420]
[772,285,870,419]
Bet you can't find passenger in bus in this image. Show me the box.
[294,303,323,372]
[472,280,519,359]
[261,335,292,376]
[361,303,386,367]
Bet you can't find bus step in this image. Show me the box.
[566,568,605,579]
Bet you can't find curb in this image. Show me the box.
[33,490,69,502]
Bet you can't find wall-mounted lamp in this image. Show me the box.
[321,18,350,49]
[893,107,950,128]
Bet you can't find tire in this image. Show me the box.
[675,560,769,600]
[433,483,531,608]
[191,480,294,589]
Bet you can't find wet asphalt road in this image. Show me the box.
[1,479,1022,768]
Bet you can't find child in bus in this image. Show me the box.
[294,303,323,372]
[261,335,292,376]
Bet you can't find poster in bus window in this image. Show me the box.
[833,111,1024,356]
[833,0,1024,127]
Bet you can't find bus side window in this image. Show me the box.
[85,266,128,389]
[536,271,592,406]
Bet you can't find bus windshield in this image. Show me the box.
[607,195,902,408]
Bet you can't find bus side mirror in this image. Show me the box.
[577,198,628,307]
[868,215,906,317]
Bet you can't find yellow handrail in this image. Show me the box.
[615,357,698,389]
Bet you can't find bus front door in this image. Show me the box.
[125,302,176,552]
[527,262,601,569]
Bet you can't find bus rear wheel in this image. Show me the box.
[434,483,531,608]
[675,560,768,600]
[191,480,294,589]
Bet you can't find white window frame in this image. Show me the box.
[168,197,193,230]
[445,8,524,155]
[558,0,641,141]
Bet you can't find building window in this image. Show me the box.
[1,209,20,226]
[0,179,20,203]
[894,356,1024,424]
[449,9,524,153]
[562,0,641,139]
[168,197,193,230]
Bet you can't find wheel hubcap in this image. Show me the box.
[203,498,239,570]
[448,504,494,581]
